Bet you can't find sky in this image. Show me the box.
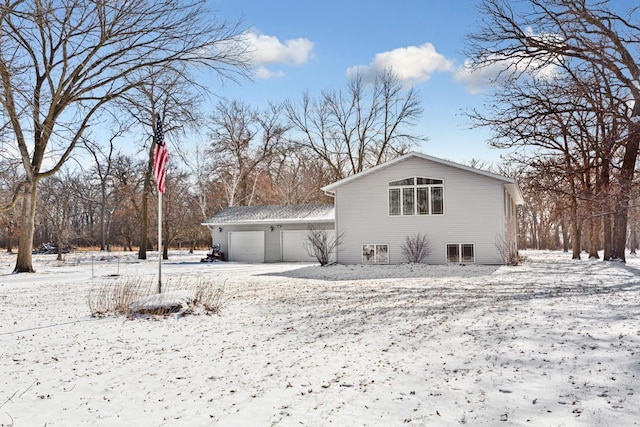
[206,0,500,165]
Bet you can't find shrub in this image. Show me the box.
[304,225,343,266]
[401,233,432,263]
[495,234,521,265]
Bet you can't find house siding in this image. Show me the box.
[333,157,509,264]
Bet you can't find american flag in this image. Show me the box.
[153,115,168,194]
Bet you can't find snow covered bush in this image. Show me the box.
[400,233,431,263]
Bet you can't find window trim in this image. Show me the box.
[445,243,475,264]
[362,243,390,264]
[388,176,444,217]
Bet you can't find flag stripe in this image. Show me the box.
[153,116,168,193]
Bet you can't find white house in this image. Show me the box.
[321,152,524,265]
[202,152,523,265]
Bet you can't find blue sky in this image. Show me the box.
[208,0,499,164]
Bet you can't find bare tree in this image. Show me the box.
[82,129,128,251]
[0,0,248,272]
[0,159,23,252]
[110,156,147,252]
[207,100,287,207]
[285,69,424,181]
[466,0,640,261]
[270,147,333,205]
[115,64,209,260]
[37,173,74,261]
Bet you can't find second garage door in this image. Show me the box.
[228,231,265,263]
[281,230,337,262]
[281,230,316,262]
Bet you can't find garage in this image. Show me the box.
[281,230,317,262]
[202,204,335,263]
[228,231,264,263]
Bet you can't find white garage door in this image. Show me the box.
[281,230,317,262]
[228,231,264,263]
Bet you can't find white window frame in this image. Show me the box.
[362,244,389,264]
[388,176,444,216]
[446,243,475,264]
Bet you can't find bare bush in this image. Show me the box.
[401,233,432,263]
[495,234,521,266]
[87,276,224,317]
[304,226,343,266]
[192,280,225,314]
[87,277,150,317]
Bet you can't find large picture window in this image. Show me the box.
[446,243,475,263]
[389,177,444,216]
[362,244,389,264]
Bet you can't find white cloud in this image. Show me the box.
[242,30,314,79]
[347,43,454,85]
[454,55,561,94]
[246,32,314,65]
[254,66,285,80]
[453,58,504,94]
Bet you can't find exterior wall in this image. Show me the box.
[208,222,334,263]
[333,157,508,264]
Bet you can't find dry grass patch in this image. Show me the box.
[87,276,224,317]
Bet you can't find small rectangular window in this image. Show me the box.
[431,187,444,215]
[375,244,389,264]
[362,244,376,263]
[362,244,389,264]
[446,244,459,263]
[462,244,475,263]
[447,243,475,263]
[402,188,414,215]
[389,188,401,216]
[416,187,428,215]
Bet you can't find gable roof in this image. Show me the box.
[322,151,524,204]
[202,204,335,226]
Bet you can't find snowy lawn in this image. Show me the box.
[0,250,639,426]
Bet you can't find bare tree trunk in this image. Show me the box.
[99,188,107,251]
[560,219,569,252]
[138,143,155,260]
[610,120,640,261]
[569,195,581,259]
[599,159,613,260]
[630,223,638,255]
[14,184,36,273]
[587,217,599,259]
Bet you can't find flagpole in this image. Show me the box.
[158,190,162,294]
[153,112,168,294]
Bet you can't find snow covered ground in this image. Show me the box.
[0,250,639,426]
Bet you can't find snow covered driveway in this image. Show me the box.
[0,251,639,426]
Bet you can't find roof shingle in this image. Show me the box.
[202,204,334,225]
